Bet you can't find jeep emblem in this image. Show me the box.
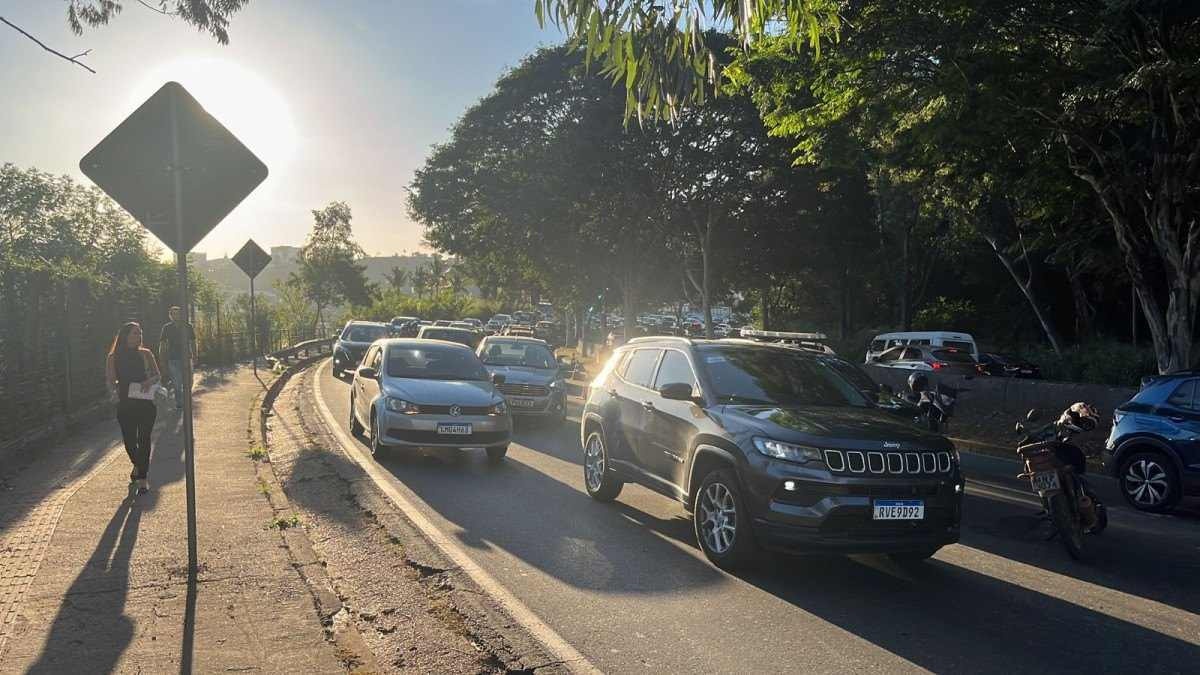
[882,441,901,449]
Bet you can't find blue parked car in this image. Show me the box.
[1104,372,1200,512]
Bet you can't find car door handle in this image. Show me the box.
[1169,416,1185,423]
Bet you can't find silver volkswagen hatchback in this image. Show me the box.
[349,339,512,461]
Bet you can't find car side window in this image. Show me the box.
[623,349,662,388]
[1166,379,1196,411]
[901,347,923,361]
[876,348,900,362]
[653,350,698,392]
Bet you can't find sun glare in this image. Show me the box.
[132,58,298,177]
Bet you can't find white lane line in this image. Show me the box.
[311,359,600,674]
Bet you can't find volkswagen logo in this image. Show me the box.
[449,404,462,417]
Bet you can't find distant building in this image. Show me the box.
[188,252,207,264]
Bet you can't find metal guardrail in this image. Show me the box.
[265,337,334,369]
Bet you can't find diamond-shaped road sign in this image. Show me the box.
[80,81,268,254]
[232,239,272,279]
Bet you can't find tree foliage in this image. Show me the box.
[290,201,373,332]
[533,1,839,120]
[65,0,250,44]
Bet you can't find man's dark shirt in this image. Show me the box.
[159,321,195,361]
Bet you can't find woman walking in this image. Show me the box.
[106,322,161,494]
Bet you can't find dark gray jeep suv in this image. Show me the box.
[581,337,964,570]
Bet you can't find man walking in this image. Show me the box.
[158,306,195,412]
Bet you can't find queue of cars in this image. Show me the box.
[338,315,574,462]
[334,316,1191,574]
[864,330,1042,379]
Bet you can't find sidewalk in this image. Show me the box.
[0,367,344,673]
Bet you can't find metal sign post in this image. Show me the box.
[81,82,268,581]
[232,239,271,378]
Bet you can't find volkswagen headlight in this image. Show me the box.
[386,397,418,414]
[491,400,508,415]
[753,437,823,464]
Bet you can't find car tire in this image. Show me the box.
[1119,451,1181,513]
[889,547,940,564]
[582,429,623,502]
[369,409,387,458]
[486,445,508,463]
[693,468,758,571]
[349,393,364,438]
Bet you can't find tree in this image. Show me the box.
[2,1,251,73]
[290,201,372,333]
[533,1,839,120]
[386,266,409,292]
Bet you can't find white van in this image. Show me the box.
[865,331,979,363]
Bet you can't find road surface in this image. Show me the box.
[312,359,1199,673]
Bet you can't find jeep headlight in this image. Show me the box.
[385,397,418,414]
[753,437,824,464]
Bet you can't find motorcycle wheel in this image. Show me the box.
[1049,492,1086,560]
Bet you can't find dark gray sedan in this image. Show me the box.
[477,336,567,422]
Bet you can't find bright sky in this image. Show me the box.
[1,0,560,257]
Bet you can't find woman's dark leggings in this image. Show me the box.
[117,399,156,480]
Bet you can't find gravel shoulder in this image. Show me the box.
[264,363,564,673]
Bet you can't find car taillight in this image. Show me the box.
[931,361,946,370]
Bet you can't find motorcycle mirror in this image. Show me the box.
[1025,408,1041,422]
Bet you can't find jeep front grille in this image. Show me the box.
[823,449,953,475]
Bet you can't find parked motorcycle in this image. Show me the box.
[905,372,958,432]
[1014,403,1107,560]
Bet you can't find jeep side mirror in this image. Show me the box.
[659,382,696,402]
[491,372,506,385]
[357,366,378,380]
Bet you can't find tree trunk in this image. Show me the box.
[901,223,911,330]
[759,282,771,329]
[1067,269,1094,342]
[840,266,850,340]
[984,234,1063,355]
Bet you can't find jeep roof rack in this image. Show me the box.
[738,329,828,341]
[626,335,692,345]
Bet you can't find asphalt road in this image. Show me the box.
[313,359,1200,673]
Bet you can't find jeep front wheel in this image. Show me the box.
[694,468,758,570]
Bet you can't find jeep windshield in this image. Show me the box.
[342,325,389,343]
[386,345,489,381]
[698,345,871,408]
[480,340,555,369]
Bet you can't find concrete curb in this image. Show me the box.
[250,357,381,674]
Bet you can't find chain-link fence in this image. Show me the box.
[0,274,317,450]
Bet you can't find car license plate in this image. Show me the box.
[437,423,472,435]
[873,500,924,520]
[509,398,536,408]
[1031,471,1060,492]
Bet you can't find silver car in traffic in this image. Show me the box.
[477,335,566,422]
[349,339,512,461]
